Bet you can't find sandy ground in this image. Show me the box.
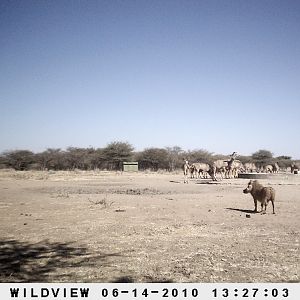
[0,170,299,283]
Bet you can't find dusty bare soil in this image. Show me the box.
[0,170,299,283]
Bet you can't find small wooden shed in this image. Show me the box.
[123,161,138,172]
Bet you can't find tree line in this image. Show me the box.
[0,141,296,171]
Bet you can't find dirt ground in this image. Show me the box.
[0,170,299,283]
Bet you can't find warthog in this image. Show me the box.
[190,163,211,179]
[243,180,275,214]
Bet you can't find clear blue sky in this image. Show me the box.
[1,0,299,158]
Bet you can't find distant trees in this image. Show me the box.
[137,148,169,171]
[275,155,293,169]
[165,146,184,171]
[35,148,62,170]
[2,150,34,170]
[251,150,293,169]
[65,147,94,170]
[136,147,215,171]
[185,149,214,164]
[102,141,134,170]
[237,155,252,164]
[251,149,273,168]
[0,142,134,171]
[0,143,295,172]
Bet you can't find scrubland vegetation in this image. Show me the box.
[0,141,297,171]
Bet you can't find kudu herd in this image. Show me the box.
[182,152,293,183]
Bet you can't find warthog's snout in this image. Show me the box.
[243,188,249,194]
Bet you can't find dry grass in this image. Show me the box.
[0,170,299,282]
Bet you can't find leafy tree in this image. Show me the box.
[0,153,8,169]
[238,155,252,164]
[211,154,227,162]
[251,149,273,168]
[83,148,105,170]
[102,141,134,170]
[3,150,34,170]
[165,146,184,171]
[276,155,292,169]
[65,147,88,170]
[137,148,169,171]
[35,148,62,170]
[186,149,214,164]
[276,155,291,160]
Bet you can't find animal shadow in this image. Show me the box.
[0,239,124,282]
[226,208,257,214]
[113,276,135,283]
[195,180,220,185]
[113,276,174,283]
